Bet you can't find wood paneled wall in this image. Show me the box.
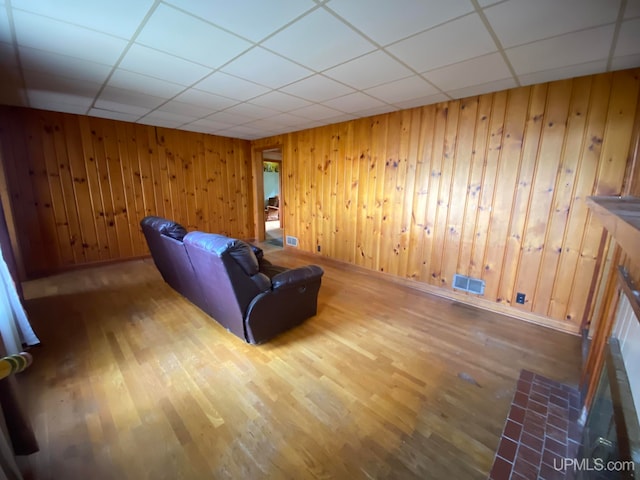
[253,69,640,332]
[0,107,253,278]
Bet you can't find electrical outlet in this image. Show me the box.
[516,292,526,304]
[317,245,321,252]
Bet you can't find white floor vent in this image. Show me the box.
[285,235,298,247]
[452,274,485,295]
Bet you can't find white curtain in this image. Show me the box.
[0,246,38,355]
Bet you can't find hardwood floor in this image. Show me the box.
[16,249,581,479]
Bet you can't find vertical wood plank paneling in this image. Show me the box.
[445,97,476,285]
[253,69,640,332]
[536,77,592,317]
[0,107,252,278]
[498,85,545,307]
[483,88,528,303]
[565,74,613,323]
[1,69,639,331]
[514,80,572,311]
[407,106,435,280]
[472,91,507,286]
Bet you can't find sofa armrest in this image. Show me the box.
[272,265,324,290]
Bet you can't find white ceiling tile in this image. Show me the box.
[393,93,450,110]
[517,60,607,86]
[446,77,518,99]
[217,124,264,140]
[323,92,387,113]
[136,4,251,68]
[182,123,221,134]
[23,69,102,107]
[0,7,11,43]
[324,51,413,89]
[96,86,167,115]
[507,25,614,75]
[290,103,344,121]
[625,0,640,18]
[194,72,270,101]
[354,104,398,117]
[478,0,502,6]
[280,75,355,102]
[262,8,376,71]
[158,100,215,118]
[424,52,512,91]
[223,103,281,120]
[174,89,237,110]
[261,112,308,127]
[119,44,213,86]
[109,69,185,98]
[187,118,235,131]
[485,0,620,48]
[615,18,640,57]
[27,97,88,115]
[89,108,141,123]
[248,91,312,112]
[327,0,474,45]
[387,14,496,72]
[139,110,195,128]
[205,110,253,125]
[11,0,154,39]
[365,75,439,104]
[13,10,127,65]
[323,113,359,124]
[611,53,640,71]
[165,0,316,42]
[18,46,112,84]
[27,89,94,109]
[222,47,312,88]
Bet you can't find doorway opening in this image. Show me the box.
[262,148,283,248]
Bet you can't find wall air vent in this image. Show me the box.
[452,273,485,295]
[285,235,298,247]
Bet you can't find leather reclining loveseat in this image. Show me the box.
[140,216,324,344]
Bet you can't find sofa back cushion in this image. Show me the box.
[183,232,270,339]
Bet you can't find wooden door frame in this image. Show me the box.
[251,143,283,242]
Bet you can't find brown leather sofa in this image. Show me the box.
[140,216,323,344]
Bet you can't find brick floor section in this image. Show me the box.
[489,370,582,480]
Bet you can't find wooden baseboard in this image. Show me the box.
[284,245,580,336]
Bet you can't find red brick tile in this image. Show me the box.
[513,456,539,479]
[509,404,526,424]
[513,390,528,408]
[542,448,564,469]
[489,456,513,480]
[517,378,532,395]
[523,417,545,439]
[518,443,542,468]
[521,431,544,451]
[521,370,534,382]
[531,383,551,397]
[539,461,566,480]
[528,399,548,416]
[504,419,523,442]
[549,394,569,409]
[544,437,567,457]
[511,473,530,480]
[547,413,568,431]
[497,437,518,463]
[545,423,567,443]
[530,391,549,405]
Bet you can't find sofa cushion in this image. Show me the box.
[228,240,260,276]
[161,222,188,241]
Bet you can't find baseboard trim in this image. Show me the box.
[284,246,580,336]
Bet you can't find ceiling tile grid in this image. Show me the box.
[0,0,638,139]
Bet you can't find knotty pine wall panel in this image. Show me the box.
[0,107,252,278]
[253,69,640,331]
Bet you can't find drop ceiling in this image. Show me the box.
[1,0,639,140]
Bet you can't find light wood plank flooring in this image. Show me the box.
[16,250,581,479]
